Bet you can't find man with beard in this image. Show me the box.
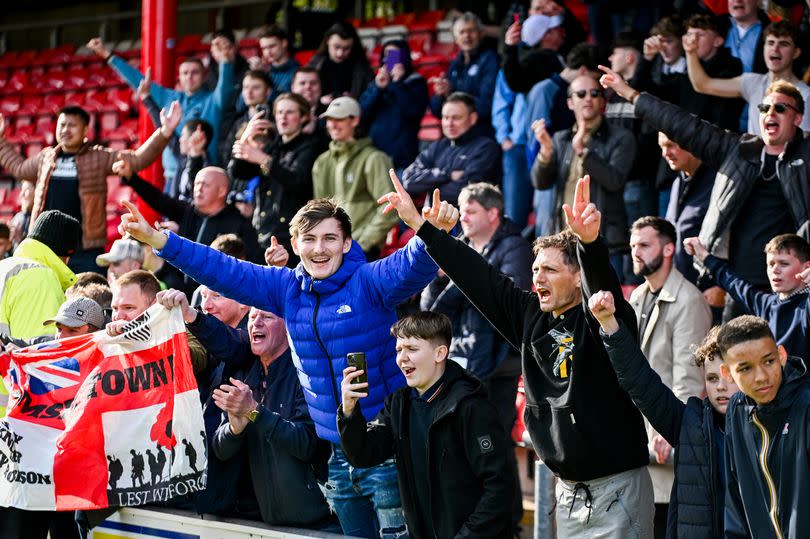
[628,216,711,536]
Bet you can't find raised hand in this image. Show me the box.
[136,67,152,101]
[563,175,600,244]
[504,21,522,46]
[796,267,810,287]
[588,290,619,334]
[375,66,391,88]
[682,237,709,263]
[210,36,236,64]
[160,100,182,136]
[155,288,197,324]
[682,32,698,55]
[340,366,368,416]
[86,37,110,59]
[239,111,272,143]
[119,200,167,249]
[531,119,553,163]
[264,236,289,267]
[598,65,636,102]
[652,435,673,464]
[377,169,425,230]
[232,140,269,165]
[112,154,134,179]
[213,378,257,435]
[187,125,207,157]
[643,35,662,61]
[422,188,459,233]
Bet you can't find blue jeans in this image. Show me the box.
[502,144,534,229]
[324,446,408,538]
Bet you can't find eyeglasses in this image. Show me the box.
[757,102,800,114]
[572,89,604,99]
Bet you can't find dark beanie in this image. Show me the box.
[28,210,81,257]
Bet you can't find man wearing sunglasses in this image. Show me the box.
[600,67,810,324]
[532,74,636,279]
[683,19,810,135]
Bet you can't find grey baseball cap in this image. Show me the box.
[96,238,144,267]
[43,297,105,330]
[319,96,361,119]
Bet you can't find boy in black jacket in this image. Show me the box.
[589,290,739,538]
[378,173,652,536]
[338,312,513,538]
[715,316,810,538]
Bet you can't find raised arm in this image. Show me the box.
[118,200,290,314]
[683,33,742,98]
[378,171,534,348]
[599,65,740,173]
[588,291,686,445]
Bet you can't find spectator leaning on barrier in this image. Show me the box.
[628,216,711,532]
[430,12,500,137]
[312,97,397,258]
[359,39,429,174]
[402,92,501,207]
[89,35,236,174]
[380,174,652,536]
[106,270,207,375]
[339,312,515,538]
[600,68,810,322]
[0,104,171,274]
[117,192,445,539]
[156,290,334,529]
[229,92,319,259]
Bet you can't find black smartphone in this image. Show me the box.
[346,352,367,386]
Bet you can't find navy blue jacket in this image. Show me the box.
[704,255,810,360]
[602,323,724,538]
[420,219,532,379]
[195,313,330,526]
[359,72,429,169]
[156,231,438,443]
[725,357,810,538]
[666,165,714,286]
[429,48,500,136]
[401,130,501,206]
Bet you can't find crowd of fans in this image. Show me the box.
[1,0,810,537]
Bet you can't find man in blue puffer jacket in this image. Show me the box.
[117,181,448,539]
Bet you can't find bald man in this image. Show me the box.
[114,160,261,295]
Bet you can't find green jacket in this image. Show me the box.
[0,238,75,339]
[312,137,398,251]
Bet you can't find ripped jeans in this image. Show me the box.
[555,466,653,538]
[324,446,408,538]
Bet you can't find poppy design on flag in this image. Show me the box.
[0,305,205,511]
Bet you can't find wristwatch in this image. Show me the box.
[246,406,261,423]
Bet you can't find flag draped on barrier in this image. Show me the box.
[0,305,206,510]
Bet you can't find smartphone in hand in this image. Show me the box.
[346,352,368,386]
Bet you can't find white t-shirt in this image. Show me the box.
[740,72,810,135]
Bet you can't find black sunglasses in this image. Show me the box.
[757,102,799,114]
[572,89,603,99]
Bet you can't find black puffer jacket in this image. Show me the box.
[338,360,514,539]
[602,324,724,539]
[634,92,810,263]
[531,120,636,250]
[420,219,532,379]
[725,356,810,538]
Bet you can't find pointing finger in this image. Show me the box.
[389,168,405,195]
[270,236,278,249]
[431,188,441,210]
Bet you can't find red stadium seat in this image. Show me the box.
[0,96,21,116]
[64,68,89,91]
[41,92,65,114]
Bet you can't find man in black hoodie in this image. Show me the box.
[379,174,651,536]
[715,315,810,538]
